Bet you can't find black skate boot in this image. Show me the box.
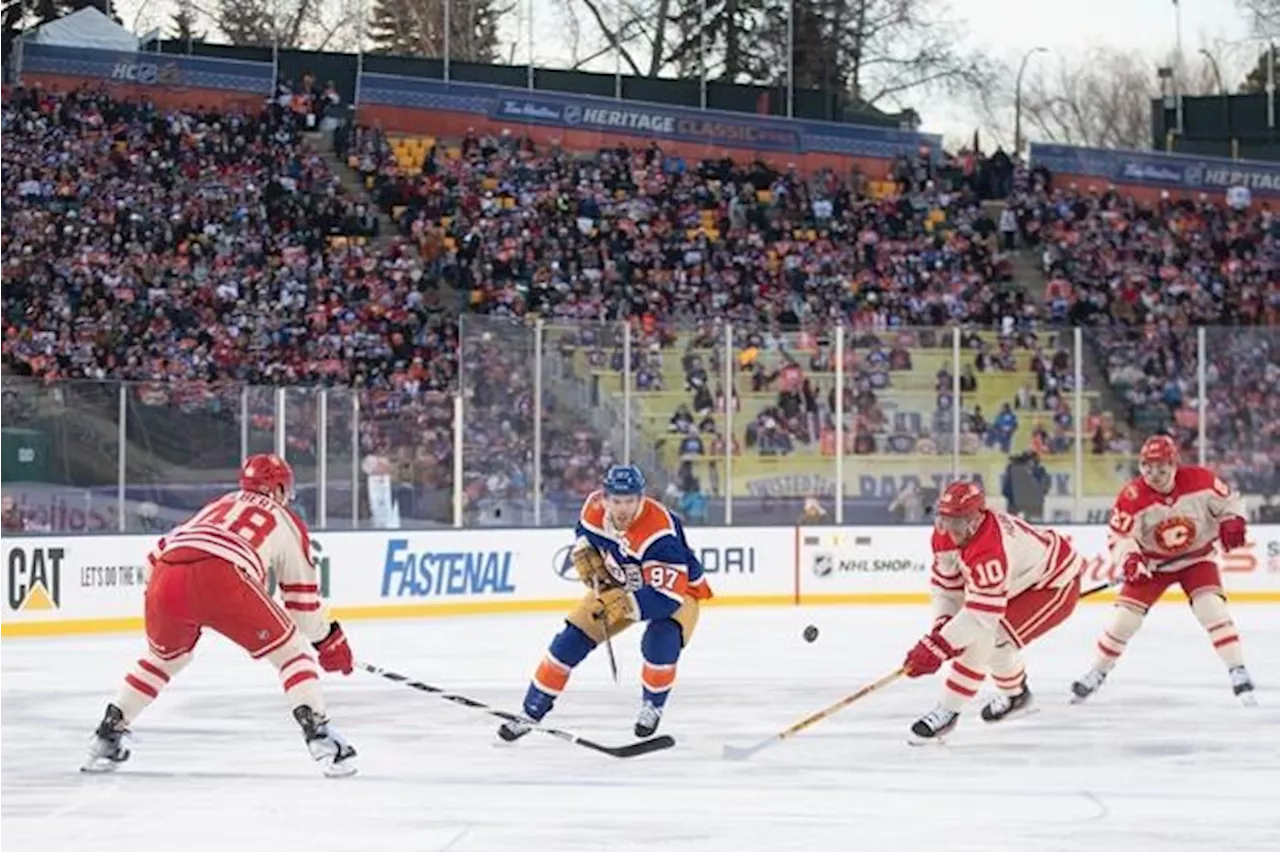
[635,702,663,738]
[1071,668,1107,703]
[981,684,1035,722]
[81,703,130,773]
[1229,666,1257,707]
[497,716,534,742]
[497,689,551,743]
[909,706,959,744]
[294,706,357,777]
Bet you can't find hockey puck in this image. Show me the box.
[803,625,819,643]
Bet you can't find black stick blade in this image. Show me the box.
[583,735,677,758]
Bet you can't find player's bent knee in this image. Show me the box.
[1111,604,1145,638]
[263,631,316,670]
[1190,591,1231,626]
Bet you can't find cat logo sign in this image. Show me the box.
[6,546,64,611]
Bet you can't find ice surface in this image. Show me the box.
[4,605,1279,852]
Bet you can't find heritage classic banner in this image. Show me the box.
[1030,142,1280,199]
[356,73,942,161]
[20,42,274,96]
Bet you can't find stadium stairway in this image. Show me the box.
[1003,239,1129,432]
[308,131,397,251]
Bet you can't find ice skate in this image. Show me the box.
[908,706,959,745]
[981,685,1035,722]
[293,707,357,777]
[1230,666,1257,707]
[497,716,534,742]
[1071,668,1108,703]
[635,702,663,738]
[81,704,131,773]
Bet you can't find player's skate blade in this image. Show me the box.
[81,703,131,773]
[1230,666,1258,707]
[635,702,662,738]
[1070,668,1107,703]
[981,685,1035,723]
[908,706,958,745]
[294,707,357,777]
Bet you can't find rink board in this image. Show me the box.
[4,524,1279,636]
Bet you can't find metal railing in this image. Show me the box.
[3,320,1274,533]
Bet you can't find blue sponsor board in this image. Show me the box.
[358,73,941,160]
[1031,142,1280,197]
[381,539,517,597]
[21,42,273,95]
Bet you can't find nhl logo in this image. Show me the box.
[813,554,835,577]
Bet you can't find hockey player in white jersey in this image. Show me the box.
[1071,435,1256,704]
[82,454,358,776]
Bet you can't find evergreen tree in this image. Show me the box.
[170,0,205,48]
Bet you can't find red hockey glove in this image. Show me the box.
[314,622,353,675]
[903,630,958,678]
[1120,552,1152,585]
[1219,516,1247,551]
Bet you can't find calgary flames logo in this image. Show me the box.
[1152,517,1197,553]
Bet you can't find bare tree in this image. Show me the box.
[369,0,507,61]
[1017,48,1156,150]
[1236,0,1280,37]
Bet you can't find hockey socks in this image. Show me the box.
[525,623,596,719]
[640,619,682,711]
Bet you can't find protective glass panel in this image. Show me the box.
[1,378,122,534]
[952,326,1085,524]
[460,315,536,527]
[358,387,454,529]
[122,380,243,533]
[539,320,626,528]
[1081,325,1173,516]
[1203,327,1279,506]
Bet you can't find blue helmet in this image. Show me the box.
[603,464,646,496]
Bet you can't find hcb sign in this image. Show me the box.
[265,537,332,598]
[110,61,181,86]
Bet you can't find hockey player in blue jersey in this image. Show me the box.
[498,465,712,740]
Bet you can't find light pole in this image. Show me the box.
[1014,46,1048,156]
[1198,47,1225,95]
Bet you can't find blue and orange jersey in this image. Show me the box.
[576,491,712,603]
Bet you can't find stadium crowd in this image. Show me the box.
[2,86,1275,530]
[1010,185,1279,495]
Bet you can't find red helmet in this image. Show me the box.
[239,454,295,501]
[1139,435,1179,465]
[936,480,985,518]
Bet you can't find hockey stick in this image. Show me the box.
[722,667,906,761]
[359,662,674,758]
[591,573,620,684]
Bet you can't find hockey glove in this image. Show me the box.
[570,540,611,587]
[1120,552,1152,585]
[903,630,958,678]
[314,622,353,675]
[1219,516,1247,551]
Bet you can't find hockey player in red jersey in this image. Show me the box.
[82,454,358,776]
[902,480,1083,742]
[1071,435,1256,705]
